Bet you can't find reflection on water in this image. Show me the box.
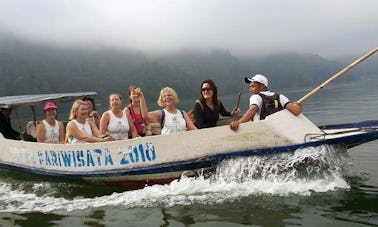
[161,202,300,226]
[82,209,106,227]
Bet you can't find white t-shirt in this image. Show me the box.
[68,119,93,144]
[42,119,60,143]
[249,91,290,121]
[161,109,187,135]
[105,110,130,140]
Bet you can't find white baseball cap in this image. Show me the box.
[244,74,268,87]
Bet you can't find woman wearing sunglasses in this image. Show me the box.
[193,80,240,129]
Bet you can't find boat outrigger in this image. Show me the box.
[0,92,378,188]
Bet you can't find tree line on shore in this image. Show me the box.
[1,36,376,110]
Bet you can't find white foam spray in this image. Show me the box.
[0,145,352,213]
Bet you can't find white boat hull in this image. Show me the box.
[1,110,377,188]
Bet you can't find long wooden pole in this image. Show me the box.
[235,92,241,109]
[297,47,378,104]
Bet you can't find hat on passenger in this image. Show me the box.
[244,74,269,87]
[43,102,57,112]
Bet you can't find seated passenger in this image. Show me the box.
[100,93,138,140]
[125,86,152,136]
[149,87,197,135]
[193,80,240,129]
[66,100,115,144]
[82,96,100,128]
[0,107,20,140]
[36,102,65,143]
[229,74,302,131]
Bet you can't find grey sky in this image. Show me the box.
[0,0,377,58]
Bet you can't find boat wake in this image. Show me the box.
[213,144,351,184]
[0,145,353,213]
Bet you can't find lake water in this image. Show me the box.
[0,78,378,226]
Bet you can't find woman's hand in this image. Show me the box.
[229,120,240,131]
[101,135,115,142]
[89,111,99,118]
[231,108,241,116]
[133,87,143,97]
[145,129,153,136]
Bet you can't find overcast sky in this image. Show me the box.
[0,0,377,58]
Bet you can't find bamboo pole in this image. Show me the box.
[297,47,378,104]
[235,92,241,109]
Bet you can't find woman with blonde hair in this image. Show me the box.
[149,87,197,135]
[100,93,138,140]
[65,99,114,144]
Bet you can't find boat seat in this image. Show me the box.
[26,121,40,138]
[149,116,237,135]
[151,123,161,135]
[26,120,68,141]
[25,117,236,138]
[216,116,236,126]
[22,131,37,142]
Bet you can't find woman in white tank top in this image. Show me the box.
[66,100,115,144]
[148,87,197,135]
[160,109,187,135]
[100,93,138,140]
[36,102,64,143]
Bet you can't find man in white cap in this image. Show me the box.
[229,74,302,131]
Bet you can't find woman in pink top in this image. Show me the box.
[125,86,152,136]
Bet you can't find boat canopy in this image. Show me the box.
[0,92,97,108]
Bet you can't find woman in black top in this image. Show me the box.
[193,80,240,129]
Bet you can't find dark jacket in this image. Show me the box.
[193,100,231,129]
[0,111,20,140]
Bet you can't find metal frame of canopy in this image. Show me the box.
[0,92,97,140]
[0,92,97,108]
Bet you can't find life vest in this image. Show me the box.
[258,93,283,120]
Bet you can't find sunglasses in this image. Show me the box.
[201,87,212,91]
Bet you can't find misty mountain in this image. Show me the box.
[0,35,376,106]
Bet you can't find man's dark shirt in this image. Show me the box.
[0,111,20,140]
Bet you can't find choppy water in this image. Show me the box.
[1,78,377,226]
